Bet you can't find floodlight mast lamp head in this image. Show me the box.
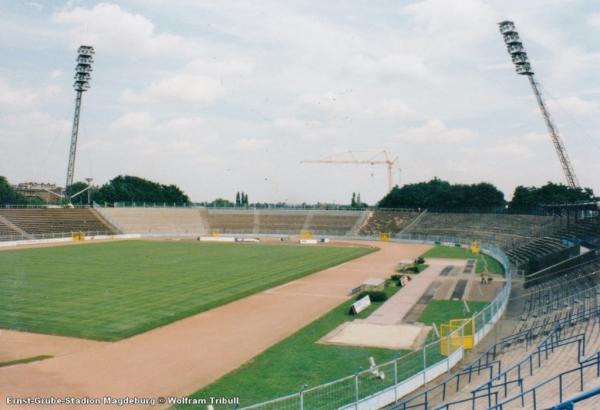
[74,45,95,92]
[498,21,534,76]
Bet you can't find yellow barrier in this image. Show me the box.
[211,229,220,237]
[301,231,313,239]
[440,318,475,356]
[470,241,481,254]
[71,232,85,241]
[379,232,390,242]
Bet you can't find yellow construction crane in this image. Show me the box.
[301,150,401,192]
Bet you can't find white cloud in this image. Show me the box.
[110,112,156,131]
[232,138,272,152]
[122,74,225,103]
[0,111,70,139]
[0,79,38,110]
[348,54,430,80]
[121,59,253,104]
[523,132,547,142]
[298,93,415,120]
[184,60,254,77]
[546,96,600,116]
[26,2,43,12]
[50,69,63,79]
[45,85,63,98]
[402,0,495,37]
[272,116,343,142]
[485,142,534,158]
[396,119,479,144]
[377,99,416,119]
[110,112,218,144]
[587,13,600,29]
[53,3,183,55]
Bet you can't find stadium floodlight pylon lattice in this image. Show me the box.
[65,45,95,195]
[498,21,580,188]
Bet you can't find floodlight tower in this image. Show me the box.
[65,45,95,195]
[498,21,580,188]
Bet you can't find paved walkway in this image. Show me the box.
[367,259,467,325]
[0,241,431,410]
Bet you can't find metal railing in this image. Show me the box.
[490,351,600,410]
[0,230,115,243]
[429,304,600,410]
[550,384,600,410]
[0,204,93,209]
[392,302,599,410]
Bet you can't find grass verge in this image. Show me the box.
[0,355,52,368]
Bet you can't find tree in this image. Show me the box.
[377,178,506,210]
[509,182,596,210]
[93,175,190,205]
[236,192,241,207]
[351,192,356,207]
[0,176,21,205]
[208,198,234,207]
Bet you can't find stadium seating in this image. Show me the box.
[302,211,363,236]
[204,209,255,233]
[0,208,116,236]
[205,210,364,236]
[358,210,421,236]
[390,255,600,410]
[401,212,556,248]
[100,208,364,236]
[556,217,600,245]
[98,208,206,234]
[506,237,569,265]
[0,219,20,237]
[254,211,306,235]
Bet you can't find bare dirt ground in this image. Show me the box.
[0,331,105,363]
[0,240,431,410]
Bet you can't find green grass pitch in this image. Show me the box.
[421,245,504,274]
[0,240,374,341]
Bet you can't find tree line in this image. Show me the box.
[3,174,597,212]
[377,178,597,211]
[72,175,190,205]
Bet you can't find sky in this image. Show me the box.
[1,0,599,204]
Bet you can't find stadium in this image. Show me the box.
[1,3,600,410]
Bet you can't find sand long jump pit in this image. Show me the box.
[320,321,431,350]
[0,238,431,409]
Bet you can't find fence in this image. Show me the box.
[488,349,600,410]
[233,236,512,410]
[0,204,91,209]
[0,230,115,243]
